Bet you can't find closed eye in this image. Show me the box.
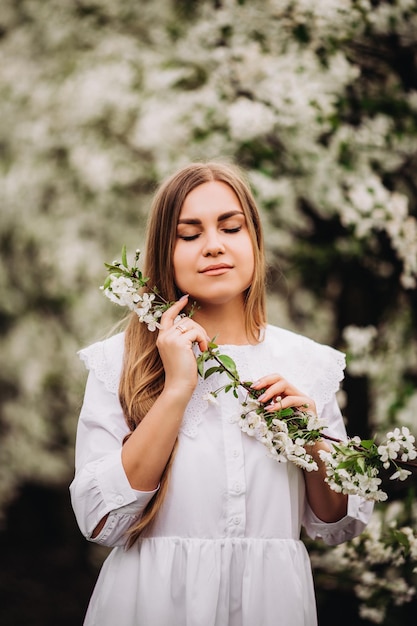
[223,226,242,234]
[178,233,201,241]
[178,226,241,241]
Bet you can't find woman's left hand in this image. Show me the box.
[251,375,347,521]
[250,374,317,416]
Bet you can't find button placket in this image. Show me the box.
[221,392,246,536]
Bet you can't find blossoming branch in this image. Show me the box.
[100,245,176,331]
[101,247,417,502]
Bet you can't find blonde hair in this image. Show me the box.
[119,161,267,546]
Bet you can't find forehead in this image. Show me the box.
[179,180,243,217]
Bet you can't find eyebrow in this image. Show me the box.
[177,210,245,225]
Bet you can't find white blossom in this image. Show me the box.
[203,392,219,406]
[103,275,140,310]
[389,468,412,482]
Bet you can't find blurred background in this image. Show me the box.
[0,1,416,624]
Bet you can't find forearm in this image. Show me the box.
[121,385,191,491]
[120,294,209,492]
[89,388,190,539]
[303,440,348,523]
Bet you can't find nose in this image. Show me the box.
[202,229,226,257]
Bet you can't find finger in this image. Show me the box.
[266,396,316,413]
[255,379,302,405]
[168,322,209,353]
[251,374,284,389]
[191,328,209,354]
[256,381,288,403]
[252,374,300,391]
[159,294,189,329]
[173,320,190,335]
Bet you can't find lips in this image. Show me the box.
[199,263,233,274]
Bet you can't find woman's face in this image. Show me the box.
[173,181,255,306]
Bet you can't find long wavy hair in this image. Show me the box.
[119,161,267,546]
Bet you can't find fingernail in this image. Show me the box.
[250,380,260,388]
[180,294,189,300]
[258,393,266,402]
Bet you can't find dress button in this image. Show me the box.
[233,516,241,525]
[115,495,124,505]
[233,482,242,493]
[232,449,239,458]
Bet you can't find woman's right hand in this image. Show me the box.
[156,295,209,396]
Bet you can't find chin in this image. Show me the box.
[192,292,246,307]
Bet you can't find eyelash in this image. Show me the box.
[178,226,242,241]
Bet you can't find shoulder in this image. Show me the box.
[78,332,125,394]
[264,324,345,364]
[263,324,346,412]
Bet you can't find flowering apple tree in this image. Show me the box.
[1,0,417,623]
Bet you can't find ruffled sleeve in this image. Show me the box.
[263,327,373,544]
[304,493,373,546]
[302,396,374,545]
[69,333,158,548]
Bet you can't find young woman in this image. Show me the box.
[70,161,373,626]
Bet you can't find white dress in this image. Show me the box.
[70,325,373,626]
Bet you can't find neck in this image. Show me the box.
[192,300,252,345]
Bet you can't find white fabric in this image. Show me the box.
[70,325,373,626]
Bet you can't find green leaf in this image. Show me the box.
[333,443,354,456]
[217,354,239,379]
[208,337,218,350]
[336,460,356,470]
[357,456,366,474]
[121,244,128,268]
[204,366,222,379]
[360,439,375,450]
[196,356,205,378]
[217,354,236,368]
[104,263,123,273]
[199,350,213,363]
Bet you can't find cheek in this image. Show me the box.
[245,260,255,288]
[242,240,255,279]
[172,244,190,285]
[172,240,184,268]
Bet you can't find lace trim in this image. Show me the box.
[78,337,213,439]
[78,334,124,394]
[77,327,346,438]
[180,375,213,438]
